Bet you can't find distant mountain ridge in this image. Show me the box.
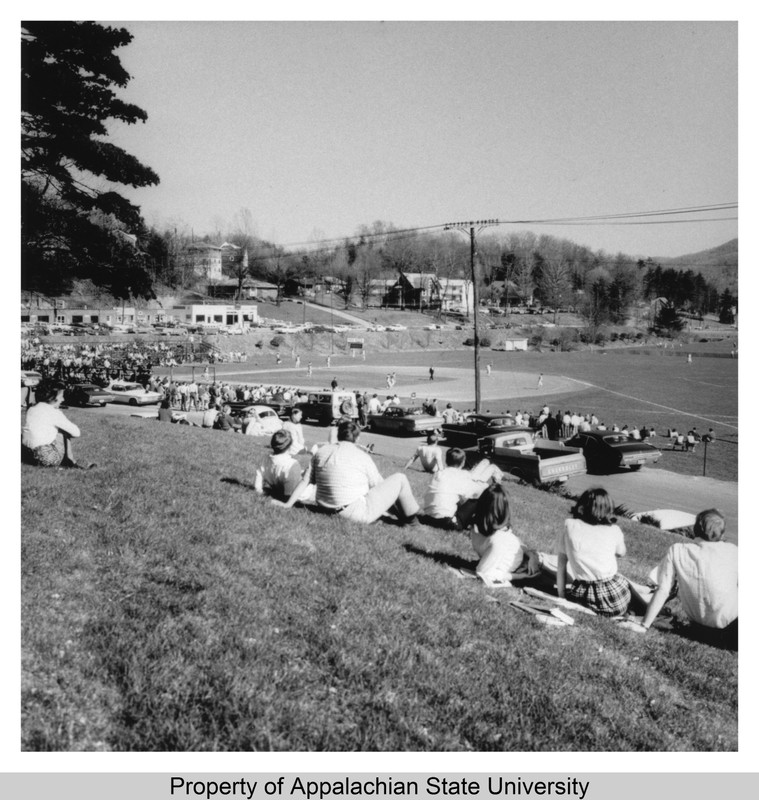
[655,238,737,292]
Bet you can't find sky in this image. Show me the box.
[102,19,738,260]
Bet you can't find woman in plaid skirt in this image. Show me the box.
[554,488,630,617]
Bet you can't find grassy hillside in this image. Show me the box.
[21,412,737,751]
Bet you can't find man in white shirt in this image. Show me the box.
[405,431,445,473]
[628,509,738,646]
[441,403,458,425]
[367,394,382,415]
[420,448,503,530]
[280,420,420,525]
[254,430,311,501]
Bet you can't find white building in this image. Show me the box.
[170,303,259,328]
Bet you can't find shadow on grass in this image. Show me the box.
[657,617,738,652]
[402,542,475,571]
[221,476,256,491]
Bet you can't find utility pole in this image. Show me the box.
[444,219,499,413]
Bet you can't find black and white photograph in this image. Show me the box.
[16,10,741,759]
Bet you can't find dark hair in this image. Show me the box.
[426,431,440,444]
[445,448,466,468]
[693,508,725,542]
[160,397,171,409]
[572,488,616,525]
[270,429,293,454]
[36,380,65,404]
[336,419,360,442]
[473,484,511,537]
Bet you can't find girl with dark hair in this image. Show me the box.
[470,484,532,587]
[21,381,88,468]
[554,487,630,616]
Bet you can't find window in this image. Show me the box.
[72,315,83,323]
[196,315,206,322]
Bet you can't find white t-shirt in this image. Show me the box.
[422,467,485,520]
[21,403,80,449]
[649,540,738,629]
[471,527,524,585]
[554,518,626,582]
[282,420,306,454]
[254,452,302,499]
[415,444,444,473]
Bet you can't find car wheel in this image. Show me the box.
[129,397,138,406]
[629,464,642,471]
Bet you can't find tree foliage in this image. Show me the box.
[22,21,159,297]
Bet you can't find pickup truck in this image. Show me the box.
[465,428,587,485]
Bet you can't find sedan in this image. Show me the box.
[107,381,163,406]
[565,431,662,473]
[442,413,518,448]
[64,382,114,407]
[236,405,284,436]
[367,406,444,436]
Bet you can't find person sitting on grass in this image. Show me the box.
[213,404,236,432]
[157,397,174,422]
[404,430,445,473]
[419,448,503,531]
[622,509,737,647]
[21,381,92,469]
[281,407,306,454]
[254,430,314,502]
[276,420,420,525]
[470,483,538,587]
[554,487,630,617]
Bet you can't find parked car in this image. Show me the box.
[467,429,586,485]
[64,382,114,407]
[21,370,43,388]
[442,413,518,448]
[367,406,444,436]
[296,391,358,426]
[234,405,283,436]
[564,431,662,473]
[386,324,407,332]
[106,381,163,406]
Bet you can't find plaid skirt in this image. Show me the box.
[22,441,65,467]
[567,574,630,617]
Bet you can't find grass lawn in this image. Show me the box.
[21,411,737,751]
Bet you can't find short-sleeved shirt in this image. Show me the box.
[21,403,80,449]
[254,452,302,500]
[472,527,524,585]
[309,441,382,509]
[422,467,486,520]
[554,518,626,582]
[282,420,305,453]
[415,444,444,473]
[649,540,738,629]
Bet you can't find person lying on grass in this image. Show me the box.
[404,430,445,473]
[21,381,93,469]
[274,419,420,526]
[254,429,314,503]
[419,447,503,531]
[622,509,737,646]
[470,483,539,587]
[555,487,630,617]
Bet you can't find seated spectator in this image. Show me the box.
[626,509,737,647]
[21,381,90,469]
[420,448,503,531]
[254,430,313,502]
[685,429,700,452]
[555,488,629,617]
[202,404,219,429]
[213,404,236,432]
[282,408,306,454]
[470,483,535,587]
[157,397,174,422]
[278,420,420,525]
[405,431,445,473]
